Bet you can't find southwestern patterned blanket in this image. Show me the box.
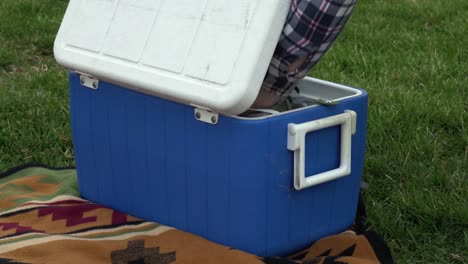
[0,164,393,264]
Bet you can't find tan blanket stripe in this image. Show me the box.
[0,195,86,216]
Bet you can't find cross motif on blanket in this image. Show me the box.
[111,240,176,264]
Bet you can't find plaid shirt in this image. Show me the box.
[260,0,357,104]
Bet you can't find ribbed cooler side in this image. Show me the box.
[70,72,367,256]
[262,97,368,255]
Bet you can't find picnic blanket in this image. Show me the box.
[0,164,393,264]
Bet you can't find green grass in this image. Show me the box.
[0,0,466,263]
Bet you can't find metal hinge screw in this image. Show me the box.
[195,112,201,119]
[211,116,217,124]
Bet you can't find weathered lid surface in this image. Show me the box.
[54,0,290,115]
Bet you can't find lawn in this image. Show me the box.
[0,0,466,263]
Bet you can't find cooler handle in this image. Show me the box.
[287,110,357,190]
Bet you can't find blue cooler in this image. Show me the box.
[54,0,368,256]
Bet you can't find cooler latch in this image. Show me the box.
[194,108,219,125]
[79,74,99,90]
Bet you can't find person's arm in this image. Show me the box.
[252,0,358,109]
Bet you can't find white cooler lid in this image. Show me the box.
[54,0,290,115]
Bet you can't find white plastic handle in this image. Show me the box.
[287,110,357,190]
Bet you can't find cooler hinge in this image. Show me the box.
[78,73,99,90]
[194,107,219,125]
